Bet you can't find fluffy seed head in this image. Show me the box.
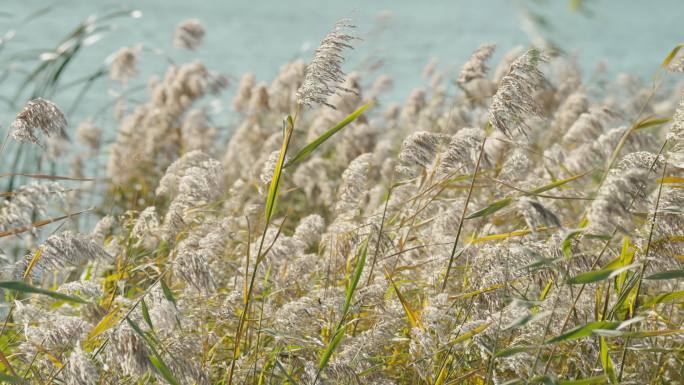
[109,46,140,84]
[11,98,67,145]
[174,19,205,50]
[399,131,445,168]
[458,43,496,84]
[0,182,65,232]
[488,49,547,138]
[668,90,684,168]
[75,118,102,149]
[438,128,486,176]
[296,19,358,109]
[22,231,111,282]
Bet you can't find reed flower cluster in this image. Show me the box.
[1,15,683,385]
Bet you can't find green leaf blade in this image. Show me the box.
[0,281,86,304]
[284,102,372,169]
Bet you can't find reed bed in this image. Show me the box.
[0,10,682,385]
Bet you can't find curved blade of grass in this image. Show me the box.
[386,269,420,328]
[265,116,294,222]
[88,306,122,340]
[659,176,684,184]
[149,355,181,385]
[546,321,620,344]
[504,311,551,331]
[559,376,608,385]
[160,279,181,328]
[634,116,670,130]
[126,318,181,385]
[274,359,301,385]
[318,237,369,379]
[433,354,452,385]
[527,375,559,385]
[342,237,369,316]
[465,198,512,219]
[567,263,640,285]
[466,170,591,219]
[644,269,684,280]
[661,44,683,68]
[160,279,176,306]
[615,236,634,292]
[22,247,43,280]
[141,299,154,331]
[642,290,684,307]
[319,328,345,371]
[494,345,537,358]
[284,102,372,168]
[0,281,86,303]
[449,322,490,345]
[561,229,583,258]
[599,337,617,383]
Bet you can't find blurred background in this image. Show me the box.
[0,0,681,147]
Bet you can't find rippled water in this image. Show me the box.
[0,0,682,129]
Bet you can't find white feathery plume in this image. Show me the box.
[156,151,224,240]
[103,323,150,378]
[231,73,255,112]
[131,206,160,249]
[492,45,525,84]
[562,106,613,144]
[488,49,546,138]
[248,82,270,114]
[438,127,487,176]
[63,344,99,385]
[293,214,325,249]
[458,43,496,84]
[181,108,216,152]
[21,231,111,282]
[398,131,446,169]
[90,215,114,244]
[174,19,205,50]
[56,280,103,300]
[75,118,102,149]
[109,45,141,84]
[296,19,358,109]
[498,148,532,184]
[13,301,92,353]
[268,60,306,113]
[0,182,65,232]
[366,74,393,102]
[668,54,684,72]
[587,152,663,235]
[667,90,684,168]
[292,156,335,205]
[400,89,426,124]
[552,91,588,133]
[11,98,67,146]
[335,153,372,216]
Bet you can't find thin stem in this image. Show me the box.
[617,162,668,381]
[226,109,297,385]
[441,137,486,291]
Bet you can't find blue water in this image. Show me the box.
[0,0,682,129]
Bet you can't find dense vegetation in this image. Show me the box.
[0,9,682,385]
